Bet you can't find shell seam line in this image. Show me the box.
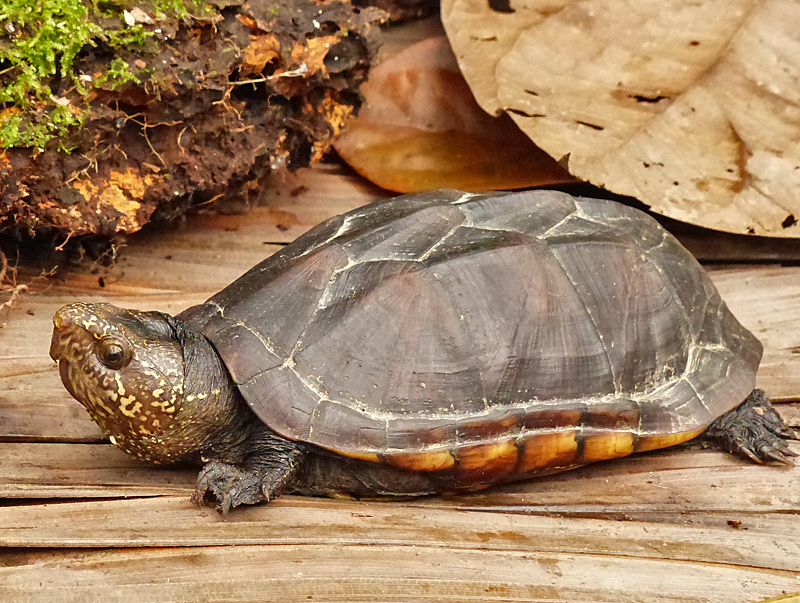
[281,242,350,384]
[641,231,695,332]
[546,246,618,392]
[539,211,576,239]
[452,191,483,205]
[417,206,469,262]
[210,300,283,360]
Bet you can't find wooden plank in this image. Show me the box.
[0,495,798,572]
[2,441,798,512]
[781,404,800,426]
[0,543,797,603]
[0,389,101,442]
[0,443,194,498]
[239,164,388,244]
[712,266,800,399]
[2,166,800,603]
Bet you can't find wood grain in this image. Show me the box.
[1,494,799,573]
[3,164,800,602]
[2,542,800,603]
[3,440,798,513]
[0,443,193,498]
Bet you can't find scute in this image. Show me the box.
[187,190,762,481]
[295,266,486,415]
[341,204,465,262]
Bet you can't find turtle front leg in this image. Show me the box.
[705,389,799,464]
[192,430,307,513]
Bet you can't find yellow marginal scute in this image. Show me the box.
[384,449,455,471]
[518,430,580,473]
[582,431,635,462]
[457,438,518,471]
[336,449,381,463]
[635,428,705,453]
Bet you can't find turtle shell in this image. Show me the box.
[183,190,761,486]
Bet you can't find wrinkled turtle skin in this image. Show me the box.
[50,190,797,512]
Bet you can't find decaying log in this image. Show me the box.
[0,0,382,239]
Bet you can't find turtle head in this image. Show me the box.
[50,302,189,463]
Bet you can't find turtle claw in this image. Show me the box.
[762,447,796,466]
[735,445,763,464]
[193,461,266,514]
[705,389,799,465]
[759,437,798,465]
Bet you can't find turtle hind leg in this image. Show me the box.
[705,389,799,465]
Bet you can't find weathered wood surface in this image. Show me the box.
[3,543,798,603]
[2,493,798,566]
[2,164,800,602]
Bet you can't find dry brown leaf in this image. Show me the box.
[291,35,342,76]
[442,0,800,236]
[243,34,281,74]
[335,36,574,193]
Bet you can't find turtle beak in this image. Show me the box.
[50,307,85,403]
[50,325,65,362]
[50,303,98,361]
[49,306,72,362]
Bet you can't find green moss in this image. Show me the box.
[105,23,154,49]
[0,0,203,150]
[94,57,142,90]
[0,111,24,148]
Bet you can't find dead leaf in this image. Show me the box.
[442,0,800,236]
[243,34,281,74]
[291,35,341,76]
[336,35,574,193]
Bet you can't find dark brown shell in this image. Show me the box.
[184,190,761,484]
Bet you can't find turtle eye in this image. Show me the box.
[97,338,130,370]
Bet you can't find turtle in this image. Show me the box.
[50,189,798,513]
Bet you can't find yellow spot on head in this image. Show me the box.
[115,374,126,397]
[119,396,142,418]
